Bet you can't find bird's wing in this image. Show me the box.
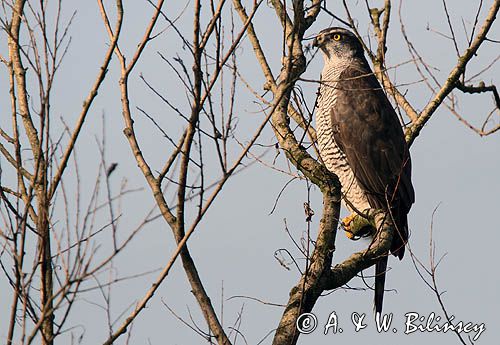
[330,63,414,217]
[330,62,415,315]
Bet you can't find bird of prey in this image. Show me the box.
[312,27,415,314]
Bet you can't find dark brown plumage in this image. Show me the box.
[331,63,414,259]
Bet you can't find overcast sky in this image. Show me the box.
[0,1,499,344]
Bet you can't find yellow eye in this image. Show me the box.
[333,33,341,41]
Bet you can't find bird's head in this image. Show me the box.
[312,27,364,62]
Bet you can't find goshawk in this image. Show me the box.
[312,27,415,314]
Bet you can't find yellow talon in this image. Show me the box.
[345,231,355,240]
[342,213,357,239]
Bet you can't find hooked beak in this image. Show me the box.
[312,35,323,48]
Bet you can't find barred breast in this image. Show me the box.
[315,62,370,213]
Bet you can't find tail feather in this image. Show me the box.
[374,256,388,315]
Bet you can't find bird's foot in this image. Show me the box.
[342,212,374,240]
[342,213,358,239]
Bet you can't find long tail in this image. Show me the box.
[374,256,388,315]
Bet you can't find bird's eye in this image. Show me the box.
[333,33,342,41]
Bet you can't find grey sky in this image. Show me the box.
[0,1,499,344]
